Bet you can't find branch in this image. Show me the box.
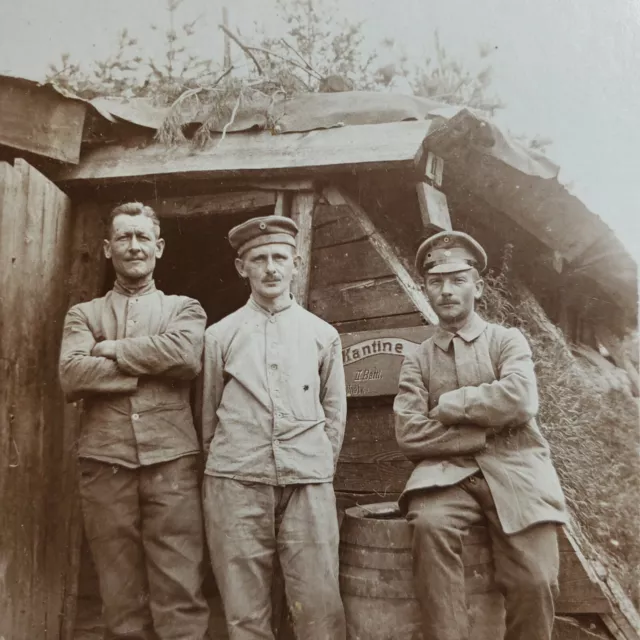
[218,93,242,144]
[219,25,264,75]
[245,45,324,81]
[280,38,320,77]
[211,65,235,87]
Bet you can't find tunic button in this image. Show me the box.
[270,364,278,370]
[269,317,276,324]
[132,413,139,420]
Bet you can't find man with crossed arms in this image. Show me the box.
[59,202,209,640]
[394,230,566,640]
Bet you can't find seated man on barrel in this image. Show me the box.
[393,230,567,640]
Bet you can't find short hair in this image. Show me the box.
[107,202,161,238]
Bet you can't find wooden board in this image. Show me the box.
[311,238,393,287]
[312,203,369,249]
[333,313,425,334]
[555,528,613,615]
[335,461,413,493]
[336,403,411,493]
[416,181,452,231]
[0,159,78,639]
[151,191,276,217]
[0,76,87,164]
[55,121,432,187]
[309,276,417,323]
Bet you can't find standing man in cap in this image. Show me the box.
[394,230,566,640]
[59,202,210,640]
[199,215,347,640]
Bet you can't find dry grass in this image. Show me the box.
[478,268,640,606]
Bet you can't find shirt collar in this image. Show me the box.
[433,312,487,351]
[113,279,157,297]
[248,293,296,317]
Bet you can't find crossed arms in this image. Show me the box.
[59,299,206,402]
[394,328,538,463]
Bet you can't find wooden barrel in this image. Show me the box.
[339,502,505,640]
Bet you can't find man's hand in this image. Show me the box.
[92,340,117,360]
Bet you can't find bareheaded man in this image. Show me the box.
[394,230,567,640]
[59,202,209,640]
[199,215,347,640]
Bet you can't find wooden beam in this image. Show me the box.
[245,178,315,192]
[290,191,316,307]
[151,190,276,217]
[324,186,439,325]
[273,191,288,217]
[54,121,433,187]
[561,518,640,639]
[416,182,452,232]
[0,76,87,164]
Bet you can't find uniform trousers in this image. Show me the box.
[202,477,345,640]
[79,455,210,640]
[407,473,559,640]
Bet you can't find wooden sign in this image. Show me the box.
[340,326,435,397]
[416,182,452,232]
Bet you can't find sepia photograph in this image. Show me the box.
[0,1,638,639]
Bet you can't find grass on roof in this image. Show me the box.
[478,269,640,607]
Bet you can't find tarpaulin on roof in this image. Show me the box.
[424,108,637,313]
[82,90,562,181]
[86,91,448,134]
[75,91,637,311]
[3,76,632,310]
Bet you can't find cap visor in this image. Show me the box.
[427,262,474,274]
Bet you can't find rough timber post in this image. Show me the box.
[289,191,317,308]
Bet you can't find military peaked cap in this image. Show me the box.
[228,215,299,256]
[415,230,487,274]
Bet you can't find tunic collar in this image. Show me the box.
[248,293,296,317]
[433,312,487,351]
[113,279,157,297]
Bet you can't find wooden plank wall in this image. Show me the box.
[309,200,424,333]
[0,159,78,639]
[308,198,425,506]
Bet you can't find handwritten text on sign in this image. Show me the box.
[339,326,435,398]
